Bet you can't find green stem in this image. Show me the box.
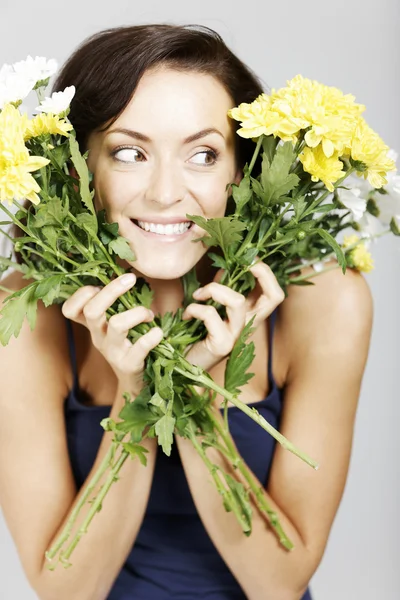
[290,263,341,282]
[206,406,294,550]
[173,357,319,470]
[45,441,120,566]
[302,168,356,218]
[186,423,252,534]
[0,284,13,294]
[247,136,264,177]
[59,447,130,565]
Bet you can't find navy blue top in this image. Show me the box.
[64,310,313,600]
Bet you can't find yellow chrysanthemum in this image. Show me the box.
[0,103,49,206]
[342,234,374,272]
[228,93,305,142]
[298,145,345,192]
[24,113,73,140]
[270,75,365,158]
[350,117,397,188]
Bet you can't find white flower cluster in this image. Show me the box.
[0,55,75,115]
[0,55,57,109]
[335,148,400,239]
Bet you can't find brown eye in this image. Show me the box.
[190,149,219,166]
[112,147,145,163]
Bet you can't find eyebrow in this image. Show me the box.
[106,127,225,144]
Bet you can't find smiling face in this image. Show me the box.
[86,66,241,283]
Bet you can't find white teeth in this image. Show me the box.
[137,220,191,235]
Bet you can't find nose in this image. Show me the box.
[145,159,186,208]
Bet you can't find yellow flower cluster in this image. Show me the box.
[0,104,49,206]
[228,75,396,192]
[342,234,374,273]
[24,113,73,141]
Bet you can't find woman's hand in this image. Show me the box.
[61,273,164,397]
[181,259,285,373]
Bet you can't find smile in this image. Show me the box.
[130,219,195,242]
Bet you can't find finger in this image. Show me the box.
[246,263,285,323]
[106,306,154,351]
[82,274,136,346]
[61,286,102,324]
[191,283,246,339]
[248,261,285,306]
[119,326,164,374]
[182,303,232,356]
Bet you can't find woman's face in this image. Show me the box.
[86,66,241,281]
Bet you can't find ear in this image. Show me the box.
[69,166,78,179]
[233,167,243,186]
[68,165,79,194]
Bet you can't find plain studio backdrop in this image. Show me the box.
[0,1,399,598]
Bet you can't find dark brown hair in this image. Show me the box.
[12,23,267,261]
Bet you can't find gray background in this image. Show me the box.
[1,1,399,598]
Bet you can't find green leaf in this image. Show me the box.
[109,236,136,261]
[224,314,256,396]
[231,176,252,213]
[51,143,70,170]
[0,284,38,346]
[155,414,176,456]
[41,225,58,251]
[262,136,278,164]
[181,266,201,308]
[187,215,246,255]
[261,141,299,204]
[34,274,64,307]
[121,442,149,466]
[292,279,315,286]
[97,209,119,244]
[257,217,271,245]
[251,178,265,202]
[69,134,95,215]
[135,281,154,310]
[293,196,307,221]
[33,197,67,227]
[390,217,400,236]
[314,228,346,273]
[310,203,337,215]
[75,212,98,237]
[149,392,167,413]
[117,388,157,443]
[240,247,259,266]
[207,252,227,270]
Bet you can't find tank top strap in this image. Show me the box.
[267,308,278,385]
[65,317,79,394]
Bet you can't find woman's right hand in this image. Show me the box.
[61,272,164,397]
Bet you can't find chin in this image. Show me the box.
[130,255,202,281]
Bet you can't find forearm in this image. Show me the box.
[175,431,313,600]
[35,385,157,600]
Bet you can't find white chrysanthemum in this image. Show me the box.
[0,63,36,108]
[336,187,367,221]
[356,212,386,240]
[35,85,75,114]
[12,55,58,85]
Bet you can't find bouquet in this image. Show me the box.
[0,56,398,570]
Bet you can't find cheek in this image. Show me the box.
[194,175,231,218]
[93,171,139,213]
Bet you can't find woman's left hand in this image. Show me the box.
[181,258,285,373]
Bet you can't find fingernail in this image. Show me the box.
[120,274,136,286]
[193,288,203,297]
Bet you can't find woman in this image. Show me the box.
[0,24,373,600]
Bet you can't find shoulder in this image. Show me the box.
[278,260,373,381]
[0,270,72,397]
